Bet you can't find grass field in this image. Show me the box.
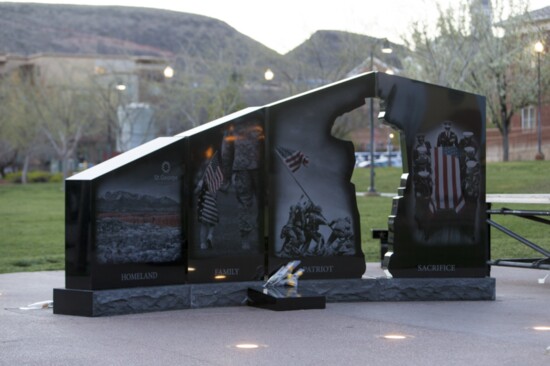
[352,161,550,262]
[0,160,549,273]
[0,183,64,273]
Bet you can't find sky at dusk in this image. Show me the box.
[3,0,548,53]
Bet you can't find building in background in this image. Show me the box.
[486,6,550,161]
[0,52,174,169]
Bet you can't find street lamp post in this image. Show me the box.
[388,133,394,167]
[535,41,544,160]
[368,39,392,195]
[105,80,126,159]
[162,65,174,135]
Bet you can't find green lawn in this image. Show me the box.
[0,183,65,273]
[352,161,550,262]
[0,160,549,273]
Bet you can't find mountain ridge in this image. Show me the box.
[0,3,404,80]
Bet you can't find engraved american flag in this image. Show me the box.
[276,146,309,172]
[204,154,223,193]
[431,147,465,213]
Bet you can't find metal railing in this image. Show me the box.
[487,198,550,270]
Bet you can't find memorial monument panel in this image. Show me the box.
[183,109,266,283]
[375,73,489,277]
[266,75,374,279]
[65,137,188,290]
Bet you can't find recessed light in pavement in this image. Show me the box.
[381,334,410,340]
[233,343,268,349]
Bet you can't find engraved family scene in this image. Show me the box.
[193,119,264,256]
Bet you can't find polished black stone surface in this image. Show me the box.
[247,286,326,311]
[60,71,489,323]
[65,137,188,290]
[375,73,488,278]
[185,111,267,283]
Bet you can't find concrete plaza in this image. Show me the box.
[1,264,549,366]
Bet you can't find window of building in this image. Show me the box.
[521,106,536,130]
[94,66,106,75]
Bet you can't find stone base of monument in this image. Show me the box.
[53,277,496,317]
[247,286,326,311]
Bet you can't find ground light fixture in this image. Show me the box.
[380,334,410,340]
[235,343,260,349]
[228,343,269,350]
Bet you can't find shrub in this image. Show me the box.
[27,171,52,183]
[3,171,64,183]
[4,171,22,183]
[49,173,64,183]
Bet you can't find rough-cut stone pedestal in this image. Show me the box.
[54,277,495,317]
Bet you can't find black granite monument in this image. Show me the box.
[54,72,490,316]
[64,136,188,290]
[376,73,488,278]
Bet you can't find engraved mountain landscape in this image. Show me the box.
[96,190,181,265]
[97,191,179,212]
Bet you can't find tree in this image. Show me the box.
[1,60,108,184]
[0,80,18,178]
[36,85,99,182]
[30,66,103,183]
[0,73,44,183]
[205,71,247,121]
[90,76,125,158]
[152,71,218,135]
[403,0,541,161]
[0,131,18,179]
[149,51,250,136]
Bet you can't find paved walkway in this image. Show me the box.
[1,264,549,366]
